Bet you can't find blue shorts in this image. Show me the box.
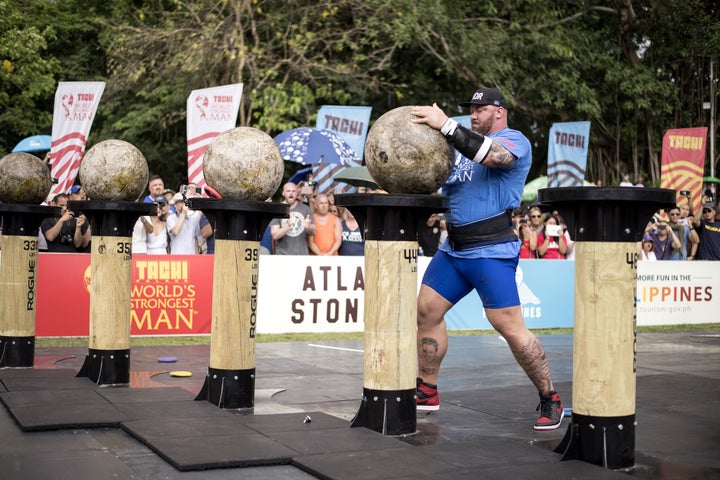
[421,250,520,309]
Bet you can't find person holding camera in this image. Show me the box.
[40,193,89,253]
[518,215,538,259]
[167,192,202,254]
[139,195,170,254]
[536,215,567,259]
[644,213,681,260]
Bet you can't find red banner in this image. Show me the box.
[35,254,213,336]
[661,127,707,209]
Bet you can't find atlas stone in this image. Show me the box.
[0,152,53,204]
[364,106,453,194]
[203,127,284,201]
[79,140,149,201]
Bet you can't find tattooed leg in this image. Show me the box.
[417,285,452,384]
[486,306,555,393]
[510,335,554,393]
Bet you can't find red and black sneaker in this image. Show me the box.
[416,377,440,411]
[534,390,564,430]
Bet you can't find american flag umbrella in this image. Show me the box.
[273,127,358,166]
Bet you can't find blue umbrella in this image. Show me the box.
[12,134,52,153]
[288,166,313,184]
[274,127,358,166]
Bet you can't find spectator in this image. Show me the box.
[691,200,720,260]
[40,194,90,252]
[67,184,91,252]
[185,183,214,254]
[527,206,544,235]
[619,174,633,187]
[308,193,342,256]
[666,205,692,260]
[644,214,681,261]
[678,195,700,259]
[163,188,177,214]
[132,197,148,254]
[537,215,567,259]
[554,210,574,260]
[270,183,316,255]
[418,213,442,256]
[337,207,364,256]
[634,175,645,187]
[638,234,657,261]
[143,175,165,203]
[68,184,88,201]
[167,192,201,254]
[518,215,537,259]
[139,196,170,254]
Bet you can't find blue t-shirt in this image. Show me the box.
[438,126,531,259]
[338,221,364,255]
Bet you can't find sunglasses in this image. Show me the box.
[669,212,680,216]
[530,215,542,218]
[703,208,713,214]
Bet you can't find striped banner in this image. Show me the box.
[48,82,105,199]
[314,106,371,194]
[661,127,707,208]
[186,84,243,188]
[547,121,591,188]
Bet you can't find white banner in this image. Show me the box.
[257,255,366,334]
[48,81,106,199]
[186,83,243,188]
[636,261,719,325]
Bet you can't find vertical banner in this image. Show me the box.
[48,82,106,199]
[547,121,591,188]
[314,105,372,193]
[661,127,707,208]
[186,83,243,188]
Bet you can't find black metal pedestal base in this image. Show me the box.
[76,348,130,386]
[555,413,636,470]
[195,367,255,410]
[0,336,35,368]
[350,387,417,436]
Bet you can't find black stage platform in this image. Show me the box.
[0,331,718,479]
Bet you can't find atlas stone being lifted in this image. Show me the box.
[364,106,453,194]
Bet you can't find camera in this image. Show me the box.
[680,190,691,196]
[519,219,528,225]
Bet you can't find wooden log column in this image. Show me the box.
[0,204,58,367]
[74,201,155,386]
[538,187,675,470]
[190,199,288,410]
[336,194,448,436]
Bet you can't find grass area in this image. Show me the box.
[34,323,719,348]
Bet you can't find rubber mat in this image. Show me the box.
[122,415,299,471]
[0,388,124,431]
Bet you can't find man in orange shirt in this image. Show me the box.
[308,194,342,255]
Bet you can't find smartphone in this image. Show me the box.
[680,190,691,196]
[545,224,561,237]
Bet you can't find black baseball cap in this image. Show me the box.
[459,87,507,108]
[153,195,168,204]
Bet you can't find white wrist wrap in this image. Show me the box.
[440,118,458,136]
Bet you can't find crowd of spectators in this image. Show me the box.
[3,174,715,262]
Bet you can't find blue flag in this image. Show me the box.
[314,106,372,194]
[547,121,591,188]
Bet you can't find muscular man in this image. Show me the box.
[411,87,564,430]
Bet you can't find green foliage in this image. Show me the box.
[1,0,719,187]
